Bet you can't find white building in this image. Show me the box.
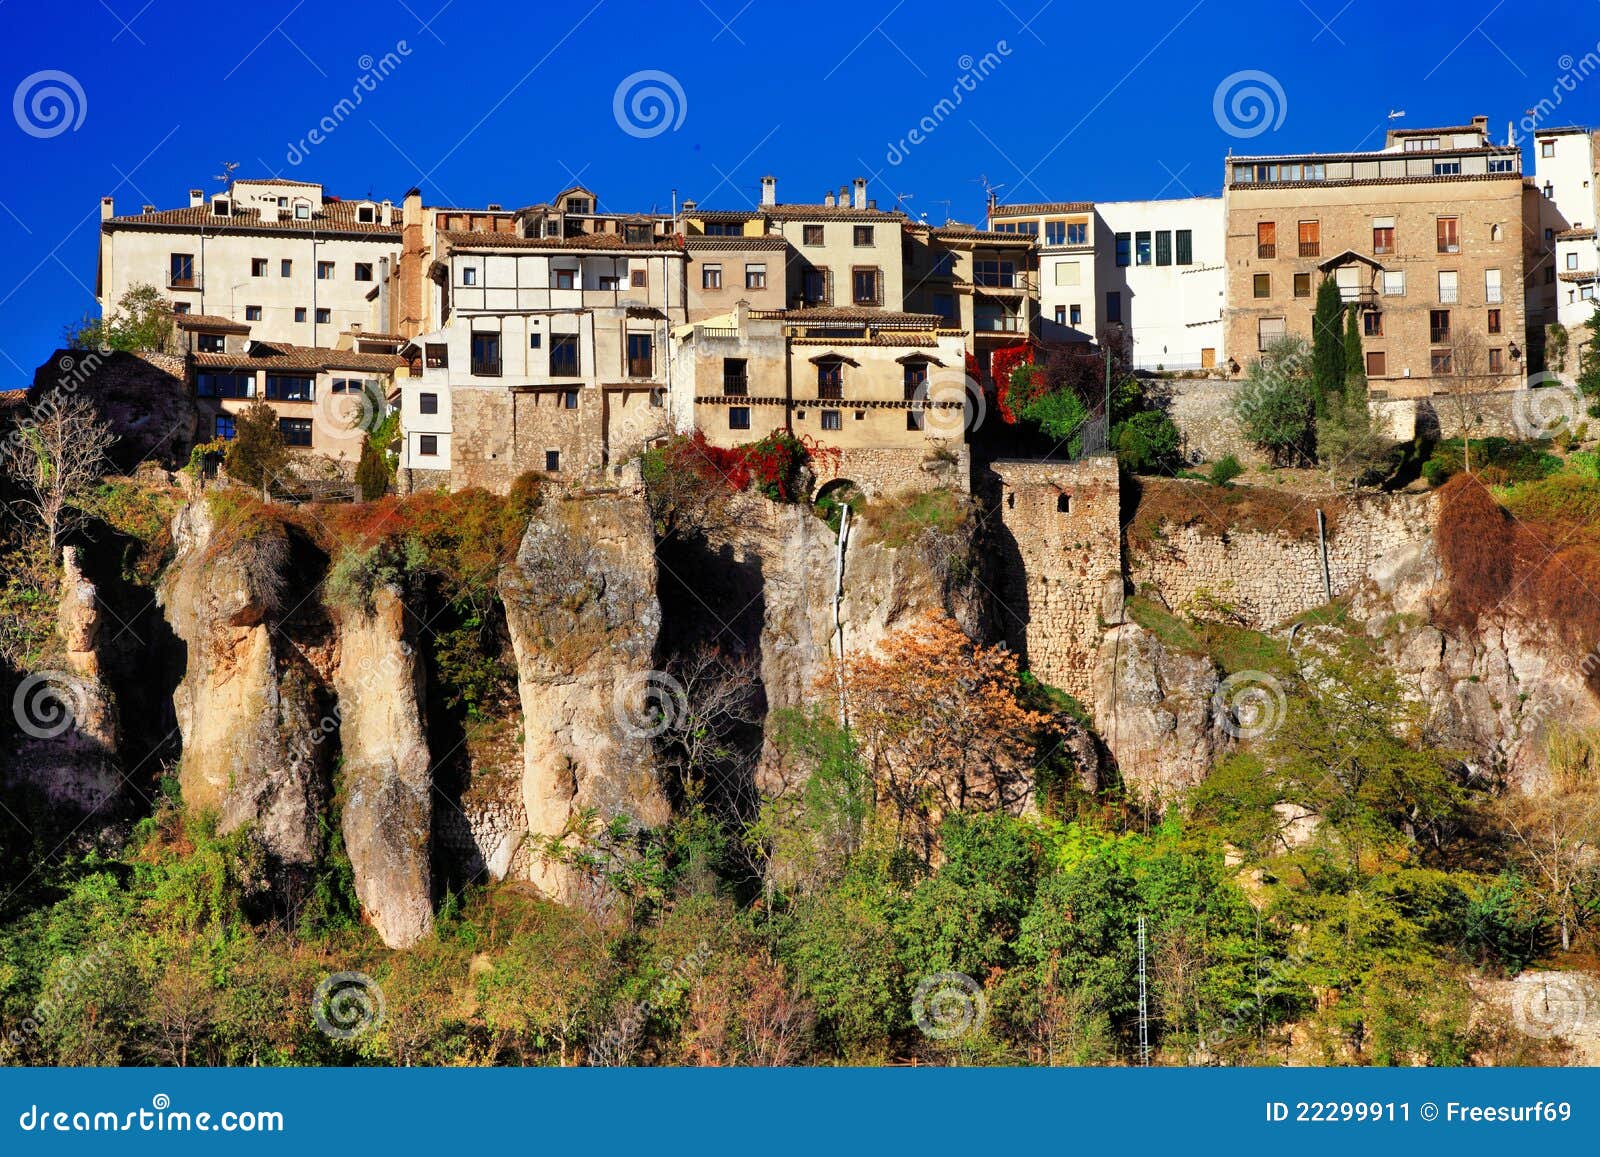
[1534,128,1600,375]
[98,179,402,347]
[1093,197,1226,371]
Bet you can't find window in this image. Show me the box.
[1257,316,1286,351]
[281,259,293,277]
[357,204,375,223]
[1568,252,1580,271]
[1155,231,1172,266]
[529,333,542,350]
[627,333,654,377]
[1045,221,1065,245]
[701,263,722,290]
[251,258,268,277]
[1366,351,1386,377]
[1487,308,1502,335]
[1489,157,1515,173]
[1431,349,1453,375]
[745,263,767,289]
[1253,273,1271,298]
[1438,270,1459,304]
[1256,221,1276,259]
[196,372,252,398]
[852,267,881,305]
[279,418,313,447]
[932,292,955,321]
[293,201,311,220]
[1542,140,1556,157]
[462,267,478,286]
[1491,223,1504,242]
[294,307,308,323]
[625,224,651,243]
[170,253,195,287]
[550,334,580,377]
[471,331,501,376]
[803,224,824,246]
[545,450,561,472]
[903,360,928,401]
[1363,311,1383,337]
[351,262,373,283]
[1298,220,1320,258]
[729,407,751,431]
[1055,261,1081,286]
[1068,222,1088,246]
[418,434,438,456]
[974,260,1015,287]
[1135,231,1152,265]
[804,267,831,305]
[821,409,842,431]
[214,414,236,440]
[931,253,955,279]
[1293,273,1311,298]
[562,390,579,409]
[550,268,573,290]
[1105,291,1122,324]
[1488,348,1504,373]
[853,225,874,246]
[425,343,448,369]
[1069,304,1081,325]
[196,332,225,353]
[631,267,647,288]
[1175,229,1192,265]
[244,305,262,321]
[907,408,925,432]
[1429,309,1451,343]
[1382,271,1405,296]
[419,392,438,415]
[1372,218,1395,255]
[598,276,621,292]
[317,261,334,280]
[817,359,844,399]
[1054,305,1066,325]
[723,358,748,396]
[265,375,314,402]
[1437,216,1459,254]
[565,196,592,214]
[1433,159,1461,176]
[1485,268,1503,303]
[315,308,331,324]
[1114,232,1131,266]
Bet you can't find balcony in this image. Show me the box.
[1337,286,1379,307]
[166,273,200,290]
[1257,244,1276,259]
[628,358,654,379]
[1299,242,1320,258]
[1487,286,1503,304]
[817,383,844,400]
[974,314,1024,333]
[1438,288,1459,304]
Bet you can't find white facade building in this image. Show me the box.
[1533,128,1600,379]
[1093,197,1226,371]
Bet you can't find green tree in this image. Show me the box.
[64,283,174,352]
[224,400,292,496]
[1311,277,1346,412]
[1232,336,1316,465]
[1112,409,1181,474]
[1316,308,1385,482]
[1343,304,1366,394]
[1007,363,1090,446]
[355,435,390,501]
[1575,302,1600,405]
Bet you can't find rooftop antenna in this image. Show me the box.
[975,175,1006,219]
[213,161,239,190]
[935,199,953,225]
[1386,109,1405,120]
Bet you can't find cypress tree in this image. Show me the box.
[1311,276,1346,412]
[1343,304,1366,396]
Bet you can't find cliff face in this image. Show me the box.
[499,488,671,905]
[332,585,433,949]
[157,501,326,867]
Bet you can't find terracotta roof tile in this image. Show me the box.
[106,201,399,236]
[990,201,1094,216]
[175,314,251,333]
[753,306,944,328]
[440,230,681,252]
[192,342,408,373]
[769,204,906,221]
[1557,227,1596,241]
[685,236,790,252]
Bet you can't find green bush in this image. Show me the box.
[1112,409,1181,474]
[1207,454,1244,487]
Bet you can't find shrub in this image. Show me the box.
[1207,454,1243,487]
[223,400,291,492]
[1112,410,1180,474]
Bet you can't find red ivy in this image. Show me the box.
[658,428,838,503]
[990,342,1036,425]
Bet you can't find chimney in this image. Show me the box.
[839,184,850,207]
[852,177,867,209]
[141,204,156,215]
[824,191,836,208]
[867,198,877,210]
[377,256,391,332]
[1471,115,1488,134]
[487,202,502,212]
[760,175,776,206]
[100,196,114,221]
[189,188,204,208]
[681,198,697,214]
[380,199,393,226]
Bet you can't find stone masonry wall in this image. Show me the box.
[819,444,971,499]
[985,456,1123,700]
[1130,487,1436,628]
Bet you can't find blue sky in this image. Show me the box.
[1,0,1595,380]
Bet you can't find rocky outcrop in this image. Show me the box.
[2,546,122,811]
[333,585,432,948]
[499,487,670,904]
[157,500,325,865]
[1093,622,1228,798]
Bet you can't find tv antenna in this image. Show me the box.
[1386,109,1406,120]
[974,175,1006,217]
[213,161,240,192]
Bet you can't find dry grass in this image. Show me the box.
[1128,477,1346,544]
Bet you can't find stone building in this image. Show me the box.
[986,200,1098,343]
[670,301,971,497]
[1223,117,1542,397]
[903,223,1037,360]
[98,179,401,347]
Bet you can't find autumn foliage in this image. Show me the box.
[830,611,1062,860]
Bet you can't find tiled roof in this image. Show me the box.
[1557,227,1596,241]
[990,201,1093,216]
[1228,145,1517,164]
[688,210,762,223]
[175,314,251,333]
[1228,173,1523,191]
[685,236,790,251]
[440,230,681,252]
[755,306,944,328]
[192,342,408,373]
[343,329,407,342]
[0,388,28,409]
[106,201,399,236]
[1558,270,1596,282]
[236,177,323,187]
[930,225,1036,243]
[768,204,906,221]
[1388,125,1487,136]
